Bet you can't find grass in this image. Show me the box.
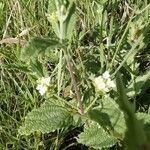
[0,0,150,149]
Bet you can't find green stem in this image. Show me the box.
[85,96,97,113]
[110,12,134,68]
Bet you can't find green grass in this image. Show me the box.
[0,0,150,149]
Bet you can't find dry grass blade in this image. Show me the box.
[0,38,26,46]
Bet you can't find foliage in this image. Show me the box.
[127,71,150,98]
[78,123,117,149]
[116,73,147,150]
[0,0,150,149]
[20,37,61,62]
[88,97,126,137]
[19,97,74,135]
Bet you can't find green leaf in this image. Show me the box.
[113,27,146,75]
[48,0,56,13]
[78,122,117,149]
[1,63,30,73]
[19,98,73,135]
[65,2,76,40]
[116,73,147,150]
[47,1,76,40]
[88,97,126,139]
[127,71,150,97]
[47,1,59,37]
[29,59,47,77]
[20,37,60,62]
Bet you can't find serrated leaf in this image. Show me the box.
[78,123,117,149]
[88,97,126,138]
[20,37,60,62]
[19,98,73,135]
[127,71,150,97]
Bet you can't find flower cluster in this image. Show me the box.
[36,77,50,96]
[93,71,116,94]
[50,12,58,22]
[46,12,58,23]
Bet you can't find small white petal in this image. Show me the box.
[106,78,116,88]
[44,77,50,86]
[36,84,48,95]
[103,87,109,92]
[36,84,43,90]
[102,71,110,79]
[109,80,116,88]
[37,77,50,85]
[94,76,107,92]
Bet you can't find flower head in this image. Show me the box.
[93,71,116,94]
[36,84,48,96]
[106,78,116,88]
[46,12,58,23]
[102,71,110,79]
[37,77,50,86]
[36,77,50,96]
[93,76,109,93]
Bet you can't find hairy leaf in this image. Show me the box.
[78,122,117,149]
[20,37,60,62]
[48,0,56,13]
[65,2,76,40]
[88,97,126,139]
[19,98,73,135]
[116,73,147,150]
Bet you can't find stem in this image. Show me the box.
[53,94,78,111]
[63,48,84,114]
[85,96,97,113]
[59,18,64,42]
[56,1,84,114]
[110,11,134,68]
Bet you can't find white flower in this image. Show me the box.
[36,77,50,96]
[106,78,116,88]
[93,71,116,94]
[38,77,50,86]
[102,71,110,79]
[36,84,48,96]
[94,76,109,93]
[46,12,58,23]
[94,76,105,90]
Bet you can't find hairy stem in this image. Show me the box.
[63,48,84,114]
